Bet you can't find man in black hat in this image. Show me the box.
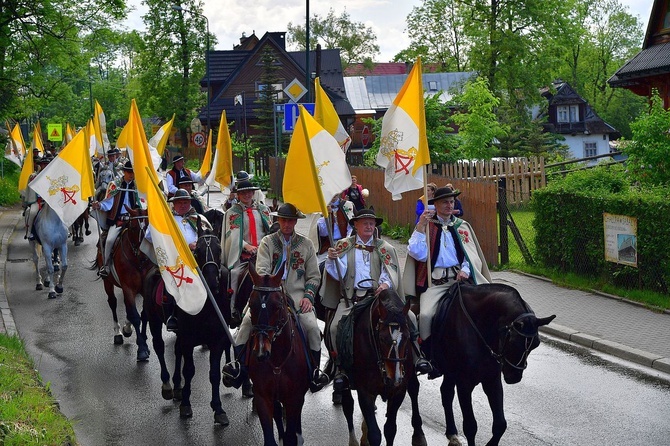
[221,179,272,315]
[91,160,141,278]
[176,178,207,215]
[166,153,202,198]
[222,203,328,393]
[320,208,432,398]
[404,186,491,377]
[234,170,265,205]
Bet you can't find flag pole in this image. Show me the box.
[196,266,235,345]
[422,164,432,288]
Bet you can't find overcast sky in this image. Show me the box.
[124,0,653,62]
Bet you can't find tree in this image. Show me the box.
[287,8,380,69]
[0,0,125,123]
[137,0,214,150]
[449,77,507,160]
[251,47,285,173]
[624,92,670,187]
[394,0,469,72]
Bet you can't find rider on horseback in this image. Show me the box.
[315,195,354,267]
[221,180,272,320]
[166,154,202,199]
[404,186,492,378]
[321,208,433,396]
[91,160,141,279]
[22,153,52,241]
[222,203,329,393]
[143,188,212,331]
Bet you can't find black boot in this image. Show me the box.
[163,298,178,332]
[222,345,247,389]
[420,337,442,379]
[412,339,434,375]
[309,349,329,393]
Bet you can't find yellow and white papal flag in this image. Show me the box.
[376,58,431,200]
[283,105,351,216]
[145,171,208,314]
[28,129,95,227]
[6,123,26,167]
[148,114,175,157]
[197,129,213,178]
[314,77,351,153]
[202,111,234,193]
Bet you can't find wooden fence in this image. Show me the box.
[269,157,499,266]
[433,157,546,204]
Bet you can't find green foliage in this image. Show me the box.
[251,47,285,161]
[0,162,22,206]
[380,223,412,244]
[533,166,670,294]
[624,92,670,186]
[0,334,77,445]
[287,8,380,70]
[252,174,270,191]
[449,77,507,159]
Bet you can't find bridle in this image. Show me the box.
[369,296,409,385]
[456,284,539,371]
[250,285,294,370]
[196,234,220,271]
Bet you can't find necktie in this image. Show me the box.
[246,207,258,246]
[354,243,374,252]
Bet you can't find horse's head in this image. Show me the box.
[247,262,288,361]
[203,208,224,238]
[374,288,411,388]
[498,307,555,384]
[194,219,223,299]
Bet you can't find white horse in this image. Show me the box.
[31,203,69,299]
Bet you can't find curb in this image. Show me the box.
[0,210,20,336]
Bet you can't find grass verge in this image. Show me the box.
[0,334,77,446]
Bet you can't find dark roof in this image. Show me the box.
[608,42,670,86]
[201,32,353,122]
[542,82,587,105]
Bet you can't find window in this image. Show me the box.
[428,81,439,91]
[557,105,579,123]
[584,142,597,158]
[256,82,284,100]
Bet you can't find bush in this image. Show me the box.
[533,166,670,294]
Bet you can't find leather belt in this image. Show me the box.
[432,267,459,286]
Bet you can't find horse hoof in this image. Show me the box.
[179,405,193,418]
[214,411,229,426]
[48,292,57,299]
[53,266,59,272]
[122,326,133,337]
[86,230,91,236]
[75,240,81,246]
[161,383,173,400]
[242,381,254,398]
[113,335,123,345]
[36,283,43,291]
[44,280,50,287]
[412,433,428,446]
[173,386,183,401]
[137,349,150,362]
[55,285,63,294]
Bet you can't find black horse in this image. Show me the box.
[425,283,555,446]
[143,221,232,424]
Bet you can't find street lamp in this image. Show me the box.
[171,4,211,133]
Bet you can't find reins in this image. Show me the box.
[250,285,295,374]
[455,283,538,370]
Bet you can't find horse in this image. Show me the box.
[246,263,309,446]
[337,289,427,446]
[70,205,91,246]
[94,164,116,201]
[427,283,556,446]
[91,207,151,362]
[31,203,69,299]
[143,221,232,425]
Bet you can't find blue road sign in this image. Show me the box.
[283,103,315,132]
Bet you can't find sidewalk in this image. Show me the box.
[2,194,669,376]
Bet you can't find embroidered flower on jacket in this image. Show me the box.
[459,229,470,243]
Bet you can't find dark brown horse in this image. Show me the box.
[338,289,427,446]
[92,207,151,362]
[143,222,232,424]
[247,263,309,446]
[70,205,91,246]
[426,283,555,446]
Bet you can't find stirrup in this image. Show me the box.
[415,358,434,375]
[166,316,178,332]
[310,369,329,393]
[221,361,244,389]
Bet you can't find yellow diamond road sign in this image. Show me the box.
[284,78,307,102]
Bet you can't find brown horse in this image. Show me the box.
[426,283,555,446]
[247,263,309,446]
[338,289,427,446]
[143,222,232,424]
[92,207,151,362]
[70,205,91,246]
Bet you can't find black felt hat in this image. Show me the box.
[270,203,306,219]
[349,208,383,226]
[428,186,460,204]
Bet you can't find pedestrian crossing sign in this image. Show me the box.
[47,123,63,142]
